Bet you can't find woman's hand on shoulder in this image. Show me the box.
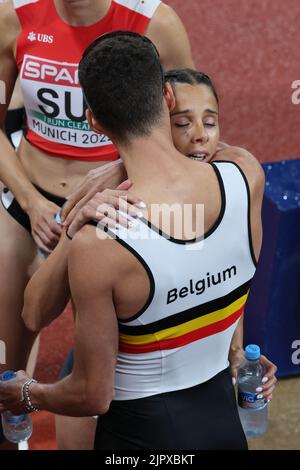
[60,159,127,226]
[65,180,145,239]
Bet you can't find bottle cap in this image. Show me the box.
[1,370,17,381]
[55,212,62,225]
[245,344,260,360]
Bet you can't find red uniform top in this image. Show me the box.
[14,0,161,161]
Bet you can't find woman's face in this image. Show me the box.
[170,83,220,163]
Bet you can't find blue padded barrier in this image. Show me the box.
[244,159,300,377]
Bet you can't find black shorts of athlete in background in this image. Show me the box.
[1,185,66,233]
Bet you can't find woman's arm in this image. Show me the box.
[0,2,36,206]
[22,231,71,332]
[228,314,245,383]
[146,3,195,70]
[0,3,63,252]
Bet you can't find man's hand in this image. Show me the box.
[61,159,126,227]
[27,196,62,253]
[0,370,31,415]
[66,180,145,239]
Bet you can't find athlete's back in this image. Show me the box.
[69,155,263,449]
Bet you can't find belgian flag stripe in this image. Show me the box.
[119,293,248,346]
[118,280,251,335]
[119,306,243,354]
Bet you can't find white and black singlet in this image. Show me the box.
[94,161,257,450]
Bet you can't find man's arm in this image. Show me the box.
[27,226,119,416]
[22,232,72,332]
[146,3,195,70]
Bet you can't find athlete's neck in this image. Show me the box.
[54,0,112,27]
[117,124,188,199]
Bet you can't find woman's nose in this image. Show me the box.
[191,122,209,144]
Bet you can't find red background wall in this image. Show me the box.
[166,0,300,163]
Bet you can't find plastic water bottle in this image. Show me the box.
[0,371,33,443]
[54,212,62,225]
[237,344,268,438]
[37,212,62,259]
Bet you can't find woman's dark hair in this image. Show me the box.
[164,68,219,105]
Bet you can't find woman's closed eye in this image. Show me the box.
[174,121,190,128]
[204,117,217,127]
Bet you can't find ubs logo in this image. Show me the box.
[28,31,54,44]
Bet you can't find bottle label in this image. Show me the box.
[238,391,268,411]
[6,414,27,425]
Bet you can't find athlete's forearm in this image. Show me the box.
[29,375,108,417]
[22,231,71,332]
[230,313,244,353]
[0,130,40,211]
[228,314,245,379]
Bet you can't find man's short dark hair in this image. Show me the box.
[79,31,164,144]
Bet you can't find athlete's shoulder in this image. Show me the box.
[148,2,187,43]
[0,1,19,27]
[114,0,160,16]
[71,224,112,255]
[146,2,194,69]
[69,224,122,287]
[0,0,21,48]
[213,145,265,194]
[149,2,178,29]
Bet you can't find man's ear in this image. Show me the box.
[86,108,106,135]
[164,82,176,113]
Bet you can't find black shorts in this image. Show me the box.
[5,107,26,147]
[94,368,247,450]
[1,185,66,233]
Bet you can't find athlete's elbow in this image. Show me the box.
[86,386,114,416]
[22,305,41,333]
[90,400,111,416]
[22,293,42,332]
